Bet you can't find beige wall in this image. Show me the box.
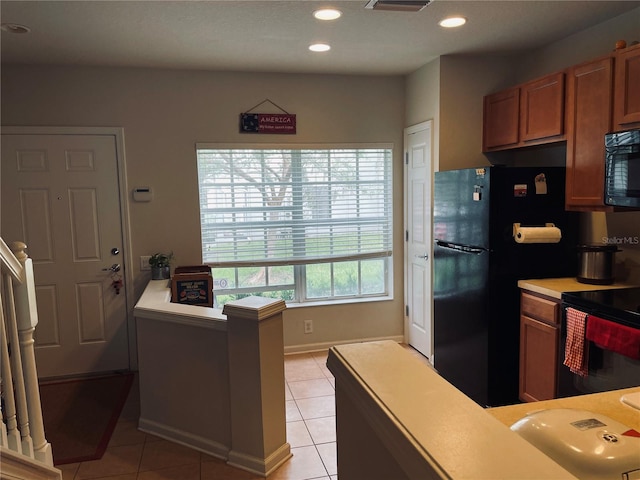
[404,6,640,284]
[439,55,517,171]
[404,58,441,170]
[1,66,406,350]
[405,54,517,172]
[516,7,640,82]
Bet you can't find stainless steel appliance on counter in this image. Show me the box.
[559,288,640,397]
[576,244,620,284]
[433,166,579,407]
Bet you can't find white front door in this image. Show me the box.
[404,121,433,360]
[1,132,130,378]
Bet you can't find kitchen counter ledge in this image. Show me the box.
[518,277,637,300]
[327,340,580,479]
[134,279,227,330]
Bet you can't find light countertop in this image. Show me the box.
[518,277,637,299]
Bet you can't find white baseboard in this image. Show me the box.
[137,418,292,476]
[137,418,229,461]
[227,442,292,477]
[284,335,404,355]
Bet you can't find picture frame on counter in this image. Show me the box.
[171,271,213,307]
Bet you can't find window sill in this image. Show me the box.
[285,294,393,309]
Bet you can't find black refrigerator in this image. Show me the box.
[433,166,579,407]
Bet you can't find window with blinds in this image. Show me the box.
[196,145,393,305]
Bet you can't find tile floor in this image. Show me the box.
[56,345,428,480]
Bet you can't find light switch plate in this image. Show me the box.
[140,255,151,271]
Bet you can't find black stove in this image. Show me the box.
[562,287,640,328]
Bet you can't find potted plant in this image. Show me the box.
[149,252,173,280]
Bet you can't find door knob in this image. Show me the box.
[102,263,121,273]
[415,253,429,260]
[111,247,120,255]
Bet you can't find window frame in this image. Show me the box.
[196,142,394,306]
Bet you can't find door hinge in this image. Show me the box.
[405,230,409,242]
[405,152,409,165]
[405,305,409,316]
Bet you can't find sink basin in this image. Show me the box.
[511,408,640,479]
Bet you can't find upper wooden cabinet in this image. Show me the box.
[483,44,638,211]
[565,56,614,212]
[519,72,565,142]
[483,87,519,150]
[613,42,640,131]
[481,46,638,210]
[483,72,565,152]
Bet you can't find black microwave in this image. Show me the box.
[604,129,640,208]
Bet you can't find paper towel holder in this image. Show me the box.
[512,223,556,239]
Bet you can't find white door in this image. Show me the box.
[404,121,433,360]
[1,133,130,378]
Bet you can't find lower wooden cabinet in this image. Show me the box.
[519,291,560,402]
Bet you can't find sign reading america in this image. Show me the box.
[240,113,297,134]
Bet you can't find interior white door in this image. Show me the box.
[1,133,130,378]
[404,121,433,360]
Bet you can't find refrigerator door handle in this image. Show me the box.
[435,240,487,254]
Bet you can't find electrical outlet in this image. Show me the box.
[304,319,313,334]
[140,255,151,271]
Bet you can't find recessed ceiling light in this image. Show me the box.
[439,16,466,28]
[309,43,331,52]
[313,8,342,21]
[1,23,31,34]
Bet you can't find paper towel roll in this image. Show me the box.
[514,226,562,244]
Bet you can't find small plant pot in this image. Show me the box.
[151,265,171,280]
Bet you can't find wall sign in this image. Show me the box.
[240,99,296,135]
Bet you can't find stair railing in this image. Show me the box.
[0,238,53,467]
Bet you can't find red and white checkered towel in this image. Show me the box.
[563,307,589,377]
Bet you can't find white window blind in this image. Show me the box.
[197,146,393,267]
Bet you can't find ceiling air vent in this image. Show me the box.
[364,0,432,12]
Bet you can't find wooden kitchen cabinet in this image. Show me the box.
[483,72,565,152]
[613,42,640,131]
[483,87,520,150]
[519,291,560,402]
[519,72,565,143]
[482,45,638,210]
[564,55,614,212]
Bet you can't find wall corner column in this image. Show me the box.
[223,297,291,477]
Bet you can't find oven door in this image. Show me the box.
[557,303,640,398]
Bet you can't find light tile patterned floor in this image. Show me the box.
[56,350,336,480]
[56,345,428,480]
